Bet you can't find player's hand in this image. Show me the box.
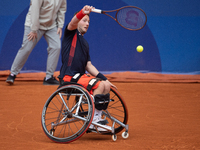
[82,5,95,14]
[27,31,37,42]
[57,28,62,39]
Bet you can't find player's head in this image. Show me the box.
[74,11,90,35]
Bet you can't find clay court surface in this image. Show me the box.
[0,71,200,149]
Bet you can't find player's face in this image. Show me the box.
[78,15,90,35]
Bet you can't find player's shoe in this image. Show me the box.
[43,76,59,85]
[88,123,111,132]
[6,74,16,85]
[88,116,110,132]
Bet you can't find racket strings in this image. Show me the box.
[116,7,146,30]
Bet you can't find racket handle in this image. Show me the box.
[91,8,102,14]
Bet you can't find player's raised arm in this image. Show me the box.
[67,5,94,31]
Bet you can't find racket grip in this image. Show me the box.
[91,8,102,14]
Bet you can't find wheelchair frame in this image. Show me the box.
[41,83,129,143]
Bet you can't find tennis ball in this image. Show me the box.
[136,45,143,53]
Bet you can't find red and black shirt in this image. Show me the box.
[60,26,91,78]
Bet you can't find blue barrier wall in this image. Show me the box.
[0,0,200,74]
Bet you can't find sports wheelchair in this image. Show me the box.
[41,82,129,143]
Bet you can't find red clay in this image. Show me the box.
[1,77,200,149]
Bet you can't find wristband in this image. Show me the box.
[96,73,107,81]
[76,9,85,20]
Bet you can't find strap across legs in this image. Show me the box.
[94,93,110,110]
[70,73,100,92]
[70,73,82,83]
[86,78,101,92]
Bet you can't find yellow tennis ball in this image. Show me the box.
[136,45,143,52]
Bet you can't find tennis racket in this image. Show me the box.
[91,6,147,31]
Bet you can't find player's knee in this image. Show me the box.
[97,82,105,92]
[101,81,110,93]
[94,93,110,110]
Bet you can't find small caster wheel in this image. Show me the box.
[112,134,117,141]
[122,131,129,139]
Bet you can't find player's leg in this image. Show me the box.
[89,81,112,131]
[93,80,110,95]
[93,80,111,112]
[6,26,44,85]
[43,27,60,85]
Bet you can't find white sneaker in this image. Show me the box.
[93,115,109,124]
[89,116,111,132]
[89,124,111,132]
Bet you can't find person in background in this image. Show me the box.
[6,0,67,85]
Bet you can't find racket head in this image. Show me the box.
[115,6,147,31]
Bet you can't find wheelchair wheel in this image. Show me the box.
[102,87,128,135]
[41,85,94,143]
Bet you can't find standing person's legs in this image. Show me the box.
[6,26,44,84]
[43,27,60,84]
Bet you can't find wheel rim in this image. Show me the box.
[41,85,94,143]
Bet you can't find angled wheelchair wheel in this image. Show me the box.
[102,87,128,135]
[41,85,94,143]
